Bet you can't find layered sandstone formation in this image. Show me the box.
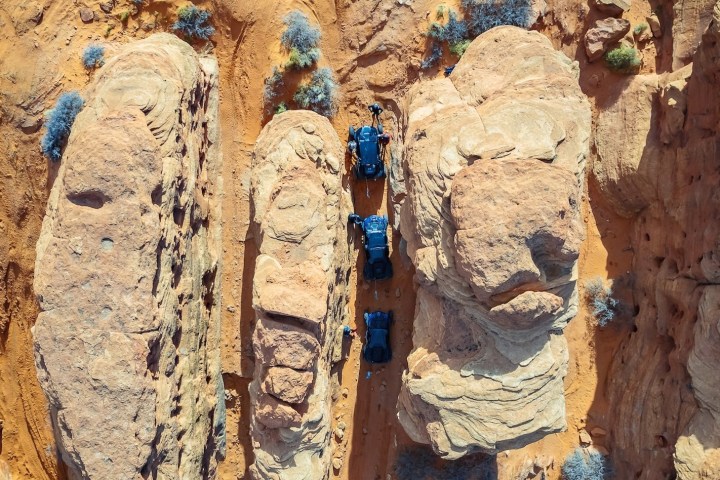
[248,111,351,479]
[32,34,225,479]
[593,5,720,477]
[395,26,591,459]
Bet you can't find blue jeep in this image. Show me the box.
[348,104,390,180]
[363,310,393,364]
[349,214,393,281]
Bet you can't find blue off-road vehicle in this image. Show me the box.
[363,310,393,364]
[349,214,393,281]
[348,103,391,180]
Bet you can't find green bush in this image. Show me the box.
[450,39,471,57]
[275,102,288,115]
[562,448,609,480]
[286,47,321,70]
[605,45,641,73]
[293,67,337,117]
[633,23,648,35]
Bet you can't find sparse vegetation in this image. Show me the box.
[395,447,497,480]
[172,5,215,41]
[422,0,532,67]
[82,44,105,69]
[585,277,620,327]
[633,23,648,35]
[450,39,471,57]
[293,67,338,117]
[281,11,321,69]
[41,92,84,162]
[427,10,468,46]
[275,102,288,115]
[263,66,287,114]
[263,67,284,103]
[605,45,641,73]
[286,46,321,70]
[421,42,443,68]
[423,9,470,67]
[561,448,609,480]
[119,10,130,23]
[436,4,447,19]
[461,0,532,37]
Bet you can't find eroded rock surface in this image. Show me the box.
[595,5,720,477]
[395,26,590,459]
[249,111,351,480]
[33,34,224,479]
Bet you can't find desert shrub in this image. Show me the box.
[450,39,471,57]
[275,102,288,115]
[585,277,619,327]
[424,9,472,64]
[436,4,446,19]
[421,42,443,68]
[263,67,284,102]
[293,67,337,117]
[633,23,648,35]
[562,448,609,480]
[395,447,496,480]
[461,0,532,37]
[605,45,641,73]
[82,44,105,69]
[119,10,130,23]
[172,5,214,40]
[41,92,84,162]
[281,10,321,69]
[286,47,321,70]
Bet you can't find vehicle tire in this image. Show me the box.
[377,123,384,134]
[349,126,356,139]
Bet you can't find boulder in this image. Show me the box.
[261,367,314,404]
[593,74,660,217]
[592,0,631,15]
[395,26,590,459]
[32,34,224,479]
[252,316,320,370]
[248,111,352,480]
[584,18,631,62]
[79,7,93,23]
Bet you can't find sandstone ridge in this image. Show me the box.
[33,33,225,479]
[248,111,351,480]
[395,25,591,459]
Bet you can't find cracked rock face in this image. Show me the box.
[249,111,351,480]
[33,34,224,479]
[395,26,591,459]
